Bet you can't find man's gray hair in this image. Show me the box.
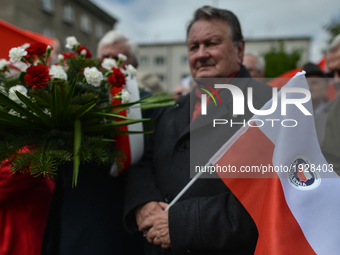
[97,30,139,67]
[186,5,243,46]
[328,34,340,53]
[245,51,266,74]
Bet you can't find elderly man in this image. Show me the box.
[303,62,328,115]
[98,30,164,94]
[124,6,272,255]
[319,34,340,174]
[243,52,266,81]
[97,30,139,68]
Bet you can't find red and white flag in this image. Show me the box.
[209,72,339,254]
[110,76,144,176]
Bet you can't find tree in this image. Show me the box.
[263,42,302,78]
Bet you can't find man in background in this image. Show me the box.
[97,30,139,68]
[243,52,266,81]
[315,34,340,143]
[319,34,340,174]
[303,62,328,115]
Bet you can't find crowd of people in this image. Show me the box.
[1,4,340,255]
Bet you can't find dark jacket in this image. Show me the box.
[41,162,145,255]
[124,66,273,255]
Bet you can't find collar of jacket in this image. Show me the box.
[173,65,253,139]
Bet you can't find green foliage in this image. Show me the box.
[140,92,177,110]
[0,128,72,178]
[263,42,302,78]
[78,136,116,164]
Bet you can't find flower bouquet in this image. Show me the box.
[0,37,174,186]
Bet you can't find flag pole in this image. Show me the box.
[165,162,213,211]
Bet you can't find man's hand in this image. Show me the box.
[139,202,171,249]
[135,201,163,229]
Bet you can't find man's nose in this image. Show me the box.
[196,45,210,60]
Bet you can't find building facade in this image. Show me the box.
[138,37,311,92]
[0,0,117,54]
[138,42,191,93]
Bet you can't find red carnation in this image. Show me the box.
[76,45,92,59]
[108,67,126,88]
[25,43,51,59]
[24,64,52,89]
[62,52,74,59]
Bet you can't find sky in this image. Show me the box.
[91,0,340,62]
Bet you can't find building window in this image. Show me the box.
[181,55,188,64]
[140,56,149,66]
[80,14,92,34]
[157,74,166,82]
[95,23,104,39]
[42,27,55,38]
[63,4,74,24]
[154,56,165,66]
[41,0,54,13]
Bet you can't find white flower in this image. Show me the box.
[80,49,87,56]
[101,58,117,70]
[121,89,130,104]
[49,65,68,80]
[21,43,30,49]
[9,85,28,103]
[84,67,103,87]
[58,54,64,61]
[125,64,137,79]
[118,53,127,62]
[0,59,10,69]
[9,47,27,62]
[65,36,79,49]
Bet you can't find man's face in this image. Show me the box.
[306,75,328,102]
[187,19,244,79]
[243,54,264,79]
[327,46,340,91]
[98,40,131,68]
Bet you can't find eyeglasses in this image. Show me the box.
[326,69,340,78]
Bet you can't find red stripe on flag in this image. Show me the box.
[111,87,131,173]
[216,126,315,254]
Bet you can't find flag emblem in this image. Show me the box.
[288,154,321,190]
